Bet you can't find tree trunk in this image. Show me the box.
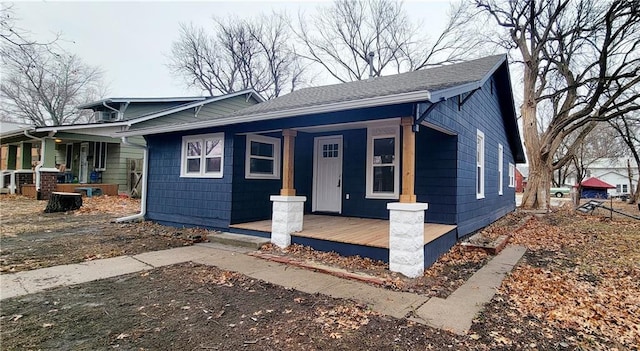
[627,159,637,204]
[519,59,550,211]
[44,192,83,213]
[521,155,551,210]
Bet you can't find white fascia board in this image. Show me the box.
[117,89,432,137]
[36,122,129,133]
[124,89,262,126]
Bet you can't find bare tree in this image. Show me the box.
[1,44,104,126]
[608,112,640,203]
[475,0,640,210]
[294,0,481,82]
[0,3,57,50]
[168,13,304,99]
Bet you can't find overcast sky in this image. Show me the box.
[10,0,454,98]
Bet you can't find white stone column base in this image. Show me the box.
[387,202,428,278]
[270,195,306,248]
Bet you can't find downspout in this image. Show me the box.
[23,130,56,196]
[115,136,148,222]
[103,101,121,120]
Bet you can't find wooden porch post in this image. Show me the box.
[281,129,297,196]
[400,117,416,203]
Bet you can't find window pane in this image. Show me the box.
[374,138,394,164]
[187,159,200,173]
[205,139,222,157]
[477,166,482,193]
[205,157,221,173]
[250,158,274,174]
[373,166,394,192]
[188,141,201,157]
[250,141,273,158]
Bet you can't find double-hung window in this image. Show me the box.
[498,144,504,195]
[476,129,485,199]
[508,163,515,188]
[181,133,224,178]
[366,125,399,199]
[245,134,281,179]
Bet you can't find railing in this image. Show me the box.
[0,170,35,194]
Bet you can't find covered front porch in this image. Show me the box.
[231,215,457,265]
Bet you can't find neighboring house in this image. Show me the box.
[515,167,525,193]
[516,165,528,193]
[118,54,525,277]
[578,177,616,199]
[0,91,262,199]
[585,158,638,197]
[1,122,39,170]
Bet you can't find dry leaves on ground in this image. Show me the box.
[75,195,140,216]
[498,211,640,348]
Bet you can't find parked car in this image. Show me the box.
[550,187,571,198]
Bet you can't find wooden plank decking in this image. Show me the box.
[230,215,457,249]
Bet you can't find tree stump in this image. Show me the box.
[44,192,83,213]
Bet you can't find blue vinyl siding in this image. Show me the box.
[415,128,458,224]
[145,132,233,229]
[230,134,281,224]
[422,78,516,237]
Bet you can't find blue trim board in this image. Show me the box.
[292,236,389,263]
[424,228,458,268]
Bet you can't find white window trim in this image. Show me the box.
[245,134,281,180]
[180,132,224,178]
[93,141,107,171]
[476,129,485,199]
[366,125,400,200]
[508,163,515,188]
[498,143,504,195]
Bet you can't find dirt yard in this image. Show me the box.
[1,195,638,349]
[0,195,211,273]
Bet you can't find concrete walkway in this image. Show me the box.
[0,242,525,334]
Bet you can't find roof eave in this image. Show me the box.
[122,89,264,126]
[118,89,433,137]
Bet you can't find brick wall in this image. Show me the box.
[16,172,34,195]
[39,172,58,200]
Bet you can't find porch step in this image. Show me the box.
[207,232,270,250]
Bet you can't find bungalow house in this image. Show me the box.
[116,54,525,277]
[0,91,262,199]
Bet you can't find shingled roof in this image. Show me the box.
[227,54,506,117]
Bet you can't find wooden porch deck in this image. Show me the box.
[230,215,457,249]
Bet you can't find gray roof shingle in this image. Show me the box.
[227,54,506,116]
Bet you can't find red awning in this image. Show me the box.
[580,177,615,189]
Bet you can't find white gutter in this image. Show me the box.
[115,136,148,223]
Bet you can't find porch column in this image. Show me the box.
[271,128,306,248]
[387,202,428,278]
[20,142,32,169]
[7,145,17,170]
[400,117,416,203]
[41,138,56,168]
[270,195,306,248]
[281,129,297,196]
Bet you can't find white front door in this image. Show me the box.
[79,143,89,183]
[313,136,343,213]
